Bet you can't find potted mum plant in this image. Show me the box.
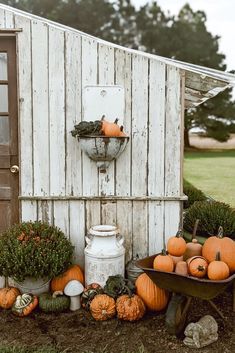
[0,221,74,294]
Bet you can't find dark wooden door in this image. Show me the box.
[0,36,18,232]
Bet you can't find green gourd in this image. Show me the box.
[39,291,70,313]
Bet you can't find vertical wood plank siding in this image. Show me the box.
[0,12,183,261]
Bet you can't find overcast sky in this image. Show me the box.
[132,0,234,72]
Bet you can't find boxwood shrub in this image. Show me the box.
[183,200,235,239]
[183,179,207,209]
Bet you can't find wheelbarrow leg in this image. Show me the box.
[165,294,192,336]
[208,300,225,320]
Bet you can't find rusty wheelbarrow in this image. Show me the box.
[137,254,235,336]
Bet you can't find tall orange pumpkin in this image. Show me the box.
[135,273,169,311]
[167,230,186,257]
[50,264,84,292]
[202,227,235,273]
[153,249,174,272]
[0,287,20,309]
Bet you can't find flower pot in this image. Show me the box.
[8,277,50,295]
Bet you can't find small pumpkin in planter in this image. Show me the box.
[116,294,146,321]
[12,293,38,317]
[183,219,202,261]
[101,117,122,137]
[50,264,84,292]
[202,226,235,273]
[81,283,103,310]
[153,249,174,272]
[39,291,70,313]
[135,273,169,311]
[207,252,230,281]
[90,294,116,321]
[187,256,208,278]
[0,287,20,309]
[167,230,186,257]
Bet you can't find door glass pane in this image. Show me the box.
[0,53,7,80]
[0,116,10,145]
[0,85,8,112]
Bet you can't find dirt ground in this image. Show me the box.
[189,133,235,149]
[0,287,234,353]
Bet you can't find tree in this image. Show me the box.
[136,3,235,147]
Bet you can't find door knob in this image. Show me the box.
[10,165,19,174]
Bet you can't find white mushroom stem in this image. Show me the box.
[70,295,81,311]
[64,279,84,311]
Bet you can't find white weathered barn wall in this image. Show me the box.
[0,8,184,265]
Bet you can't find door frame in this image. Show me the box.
[0,34,19,229]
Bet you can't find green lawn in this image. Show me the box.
[184,150,235,207]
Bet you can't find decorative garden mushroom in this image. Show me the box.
[64,280,84,311]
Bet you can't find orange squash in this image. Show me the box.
[187,256,208,278]
[50,264,84,292]
[0,287,20,309]
[153,249,174,272]
[90,294,116,321]
[116,294,146,321]
[135,273,169,311]
[183,219,202,260]
[202,226,235,273]
[167,230,186,257]
[169,255,184,269]
[207,252,230,281]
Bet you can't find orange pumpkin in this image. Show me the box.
[116,294,146,321]
[202,227,235,273]
[0,287,20,309]
[175,261,188,276]
[169,255,184,268]
[207,252,230,281]
[135,273,169,311]
[187,256,208,278]
[167,230,186,257]
[50,264,84,292]
[183,219,202,260]
[90,294,116,321]
[101,118,122,137]
[153,249,174,272]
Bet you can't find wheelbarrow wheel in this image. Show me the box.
[165,294,191,336]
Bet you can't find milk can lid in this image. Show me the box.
[89,225,120,236]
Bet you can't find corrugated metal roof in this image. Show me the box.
[0,3,234,109]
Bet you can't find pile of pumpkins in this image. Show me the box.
[0,265,170,322]
[80,274,169,322]
[153,224,235,280]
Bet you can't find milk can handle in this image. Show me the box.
[117,234,124,245]
[85,236,92,245]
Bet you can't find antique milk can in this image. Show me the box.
[84,225,125,286]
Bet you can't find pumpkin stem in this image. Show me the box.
[114,118,119,124]
[192,219,199,240]
[101,115,105,121]
[176,229,183,238]
[217,226,224,239]
[161,247,168,256]
[215,252,221,261]
[197,265,205,272]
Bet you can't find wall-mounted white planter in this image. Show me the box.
[78,136,129,172]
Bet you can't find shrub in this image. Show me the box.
[0,221,74,282]
[183,201,235,239]
[183,179,207,209]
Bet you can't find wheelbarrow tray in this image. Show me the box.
[137,254,235,300]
